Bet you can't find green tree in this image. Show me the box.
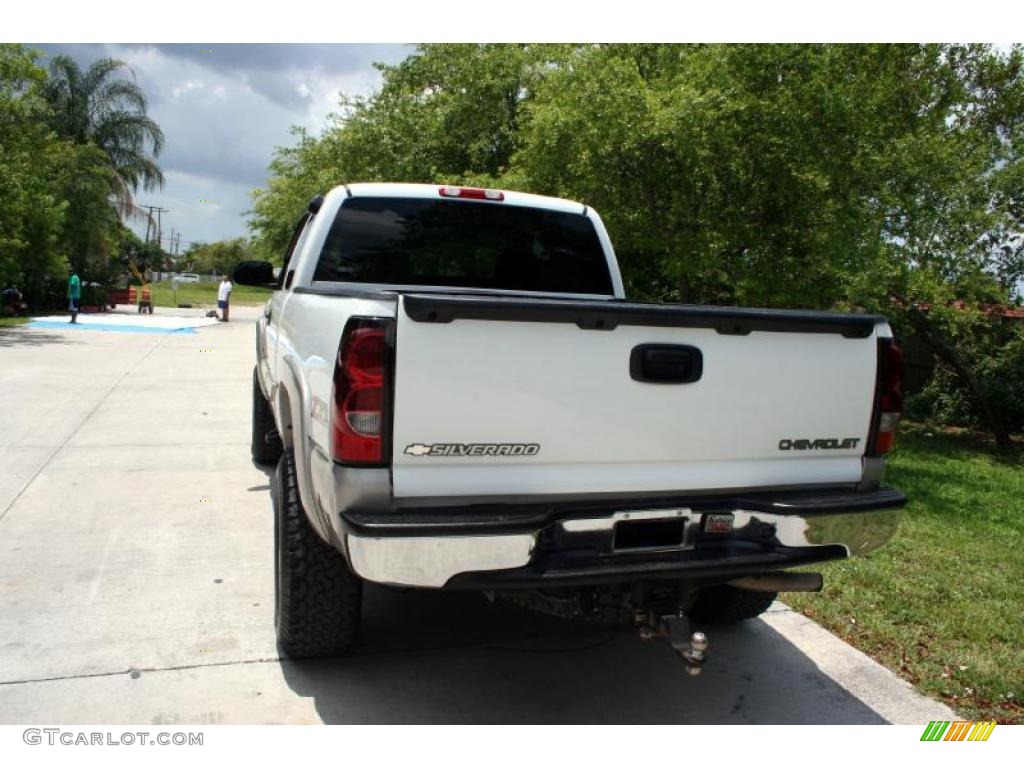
[249,44,558,257]
[345,43,542,181]
[116,227,166,278]
[187,238,251,276]
[857,46,1024,444]
[517,44,1024,442]
[56,142,122,279]
[42,55,164,219]
[0,45,68,305]
[249,127,332,260]
[250,43,1024,442]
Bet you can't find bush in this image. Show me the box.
[975,330,1024,434]
[907,323,1024,436]
[906,369,976,427]
[80,283,108,309]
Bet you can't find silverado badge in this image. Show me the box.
[404,443,540,457]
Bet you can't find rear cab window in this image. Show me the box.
[312,196,614,295]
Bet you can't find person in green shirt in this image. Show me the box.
[67,272,81,324]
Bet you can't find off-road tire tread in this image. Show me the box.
[274,446,361,658]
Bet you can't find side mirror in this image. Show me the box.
[233,260,276,287]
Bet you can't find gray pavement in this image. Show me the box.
[0,307,957,724]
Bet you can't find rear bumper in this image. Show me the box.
[338,487,905,589]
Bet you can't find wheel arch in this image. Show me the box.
[274,356,334,544]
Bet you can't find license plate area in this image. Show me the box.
[613,517,688,552]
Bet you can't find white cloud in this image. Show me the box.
[171,79,204,98]
[35,43,408,244]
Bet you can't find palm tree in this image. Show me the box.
[43,55,165,220]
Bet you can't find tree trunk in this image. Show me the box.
[677,272,692,304]
[900,303,1012,447]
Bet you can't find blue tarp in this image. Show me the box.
[28,320,198,335]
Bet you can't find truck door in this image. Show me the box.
[264,213,313,385]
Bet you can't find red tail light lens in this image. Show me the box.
[872,339,904,454]
[332,318,392,465]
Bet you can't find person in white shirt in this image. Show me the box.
[217,275,233,322]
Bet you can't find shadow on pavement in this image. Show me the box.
[0,328,84,347]
[279,585,886,724]
[248,459,275,491]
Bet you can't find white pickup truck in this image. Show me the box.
[241,182,905,664]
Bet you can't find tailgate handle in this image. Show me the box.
[630,344,703,384]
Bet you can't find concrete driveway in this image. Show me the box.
[0,307,956,724]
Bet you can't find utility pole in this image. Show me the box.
[156,208,166,252]
[166,228,176,274]
[140,205,168,245]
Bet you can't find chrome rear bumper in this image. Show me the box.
[344,502,902,589]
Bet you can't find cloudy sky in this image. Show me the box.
[33,43,411,249]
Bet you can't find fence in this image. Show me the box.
[150,272,222,284]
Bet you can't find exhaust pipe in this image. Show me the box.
[727,572,823,593]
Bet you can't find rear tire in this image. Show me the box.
[273,446,362,658]
[252,367,283,465]
[688,584,777,624]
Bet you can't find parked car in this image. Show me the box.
[176,273,201,283]
[241,183,906,665]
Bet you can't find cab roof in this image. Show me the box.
[341,182,588,216]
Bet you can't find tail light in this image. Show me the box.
[332,317,393,465]
[870,338,904,455]
[438,186,504,201]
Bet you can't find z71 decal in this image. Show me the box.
[404,443,540,457]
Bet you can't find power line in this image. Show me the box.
[155,233,197,247]
[140,205,168,245]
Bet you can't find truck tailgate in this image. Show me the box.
[391,294,882,499]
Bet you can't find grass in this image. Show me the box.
[786,422,1023,723]
[0,316,30,328]
[148,282,273,308]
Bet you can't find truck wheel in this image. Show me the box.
[252,368,283,465]
[273,446,362,658]
[688,584,777,624]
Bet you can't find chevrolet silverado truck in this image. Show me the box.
[242,182,905,664]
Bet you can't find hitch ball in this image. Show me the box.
[680,631,709,672]
[690,631,708,654]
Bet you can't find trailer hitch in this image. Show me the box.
[635,611,709,675]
